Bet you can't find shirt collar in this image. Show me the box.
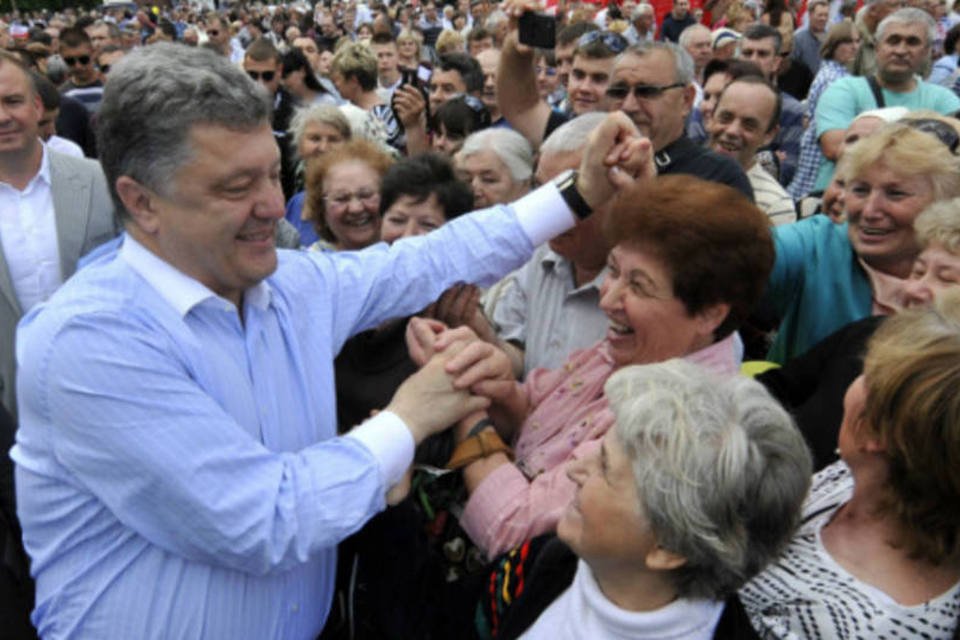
[120,233,272,316]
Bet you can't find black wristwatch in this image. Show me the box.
[552,169,592,220]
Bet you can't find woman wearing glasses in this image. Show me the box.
[303,138,393,251]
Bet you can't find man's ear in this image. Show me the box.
[646,545,687,571]
[115,176,161,234]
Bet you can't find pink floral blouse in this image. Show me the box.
[461,335,740,558]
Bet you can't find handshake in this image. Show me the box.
[385,317,518,446]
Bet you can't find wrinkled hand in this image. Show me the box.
[441,337,515,396]
[423,283,498,344]
[576,112,657,210]
[387,342,492,444]
[393,84,427,128]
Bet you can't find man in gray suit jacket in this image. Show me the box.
[0,51,117,418]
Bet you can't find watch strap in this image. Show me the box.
[445,428,512,471]
[555,170,592,220]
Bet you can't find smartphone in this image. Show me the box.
[518,12,556,49]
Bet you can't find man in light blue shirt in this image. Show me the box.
[11,43,644,639]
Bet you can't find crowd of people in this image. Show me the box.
[1,0,960,637]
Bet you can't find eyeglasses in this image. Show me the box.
[535,65,557,76]
[63,55,91,66]
[207,29,220,36]
[324,188,379,208]
[99,64,111,74]
[247,70,276,82]
[605,81,685,101]
[577,30,628,54]
[904,118,960,155]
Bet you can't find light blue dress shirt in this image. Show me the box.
[12,185,575,640]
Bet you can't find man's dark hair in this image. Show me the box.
[702,57,764,84]
[742,23,782,54]
[245,37,282,64]
[557,21,598,48]
[437,52,483,93]
[31,71,60,110]
[282,48,325,92]
[60,26,92,49]
[717,74,782,132]
[379,153,474,220]
[370,31,396,46]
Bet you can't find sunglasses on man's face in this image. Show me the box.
[247,70,276,82]
[207,29,220,36]
[64,55,91,67]
[605,81,685,101]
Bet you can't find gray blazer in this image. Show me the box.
[0,151,118,418]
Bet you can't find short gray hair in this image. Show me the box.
[605,360,812,600]
[288,104,352,159]
[678,23,711,49]
[620,40,695,85]
[540,112,606,156]
[459,128,534,182]
[632,3,655,19]
[98,43,271,223]
[876,7,936,46]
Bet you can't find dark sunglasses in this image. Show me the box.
[247,70,276,82]
[99,64,111,74]
[207,29,220,36]
[905,117,960,155]
[605,81,685,101]
[577,30,628,54]
[63,55,91,66]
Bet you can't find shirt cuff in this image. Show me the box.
[345,411,415,488]
[511,182,578,247]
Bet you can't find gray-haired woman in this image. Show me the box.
[479,359,812,639]
[456,128,533,208]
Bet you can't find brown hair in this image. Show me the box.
[820,21,856,60]
[861,292,960,564]
[304,139,394,242]
[603,175,774,339]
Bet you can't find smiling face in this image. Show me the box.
[707,80,779,170]
[321,159,382,250]
[458,149,528,208]
[903,243,960,307]
[567,54,615,115]
[558,429,658,571]
[845,163,934,278]
[380,193,448,243]
[124,123,285,306]
[0,59,44,161]
[599,244,721,367]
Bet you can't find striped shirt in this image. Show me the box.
[748,163,797,226]
[741,461,960,639]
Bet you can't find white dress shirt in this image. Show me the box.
[0,144,62,312]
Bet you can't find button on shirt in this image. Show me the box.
[0,145,62,312]
[12,184,576,639]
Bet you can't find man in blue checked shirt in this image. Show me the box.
[11,43,650,640]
